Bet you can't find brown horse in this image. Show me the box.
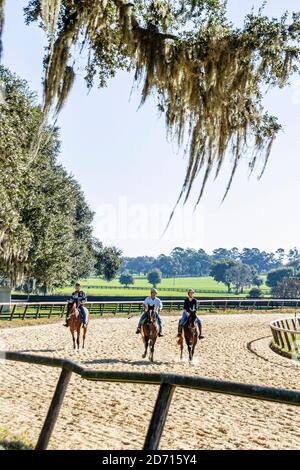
[141,306,159,362]
[67,302,88,349]
[178,311,198,362]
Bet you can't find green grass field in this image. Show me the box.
[54,275,269,298]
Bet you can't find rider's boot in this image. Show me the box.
[177,322,183,338]
[136,327,141,334]
[158,328,164,337]
[198,324,204,340]
[63,316,69,327]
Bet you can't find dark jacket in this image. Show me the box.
[70,290,87,305]
[184,297,197,314]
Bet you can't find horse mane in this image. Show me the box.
[67,302,78,316]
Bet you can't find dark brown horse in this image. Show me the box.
[141,306,158,362]
[67,302,88,349]
[178,311,198,362]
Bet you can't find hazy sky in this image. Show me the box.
[2,1,300,256]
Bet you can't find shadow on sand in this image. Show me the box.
[84,358,171,366]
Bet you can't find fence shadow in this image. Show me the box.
[84,358,168,366]
[15,349,65,354]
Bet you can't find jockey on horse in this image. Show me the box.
[63,282,88,327]
[177,289,204,340]
[136,288,164,337]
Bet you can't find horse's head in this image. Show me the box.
[67,301,77,316]
[146,306,156,323]
[188,311,197,327]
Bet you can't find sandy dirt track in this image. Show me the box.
[0,314,300,450]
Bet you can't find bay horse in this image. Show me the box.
[67,302,88,349]
[178,311,198,362]
[141,306,158,362]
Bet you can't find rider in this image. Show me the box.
[136,288,163,337]
[63,282,88,327]
[177,289,204,340]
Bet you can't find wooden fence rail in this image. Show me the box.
[1,351,300,450]
[1,299,300,321]
[270,316,300,358]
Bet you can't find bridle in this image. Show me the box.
[187,312,197,331]
[146,306,156,324]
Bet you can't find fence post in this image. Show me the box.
[143,382,176,450]
[35,367,72,450]
[48,305,53,319]
[280,321,291,352]
[22,305,28,320]
[9,304,16,321]
[61,304,66,318]
[35,304,41,319]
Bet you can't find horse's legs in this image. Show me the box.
[186,338,192,362]
[189,346,193,362]
[191,336,197,362]
[149,339,155,362]
[142,337,148,359]
[82,326,87,349]
[71,329,76,349]
[76,328,80,349]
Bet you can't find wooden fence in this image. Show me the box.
[270,316,300,359]
[1,299,300,321]
[2,351,300,450]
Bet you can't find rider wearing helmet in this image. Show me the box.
[136,288,163,337]
[177,289,204,339]
[64,283,88,327]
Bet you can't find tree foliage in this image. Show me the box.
[122,246,294,277]
[0,66,109,292]
[94,240,123,281]
[248,287,263,299]
[147,268,162,288]
[2,1,300,206]
[210,259,238,292]
[119,271,134,287]
[223,263,257,294]
[266,267,294,289]
[273,277,300,299]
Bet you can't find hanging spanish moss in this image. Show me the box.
[3,1,300,207]
[0,0,5,59]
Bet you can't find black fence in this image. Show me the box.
[1,299,300,321]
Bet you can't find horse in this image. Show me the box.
[141,306,159,362]
[67,302,88,349]
[178,311,198,362]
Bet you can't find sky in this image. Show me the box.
[2,1,300,257]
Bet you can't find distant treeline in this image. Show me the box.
[121,247,300,277]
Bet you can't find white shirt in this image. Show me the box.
[144,296,163,312]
